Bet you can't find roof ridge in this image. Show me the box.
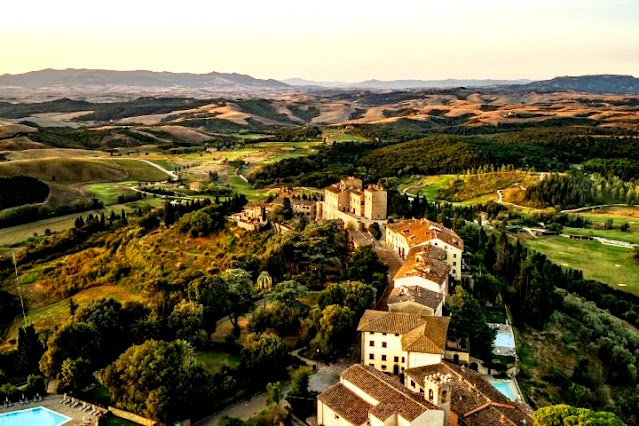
[358,365,431,410]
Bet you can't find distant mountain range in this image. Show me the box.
[0,68,287,89]
[0,69,637,102]
[281,78,532,89]
[517,74,639,95]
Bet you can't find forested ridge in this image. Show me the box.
[0,176,49,210]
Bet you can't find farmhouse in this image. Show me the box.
[357,310,451,376]
[386,219,463,280]
[317,364,445,426]
[318,177,387,229]
[404,363,533,426]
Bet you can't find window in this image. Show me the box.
[335,415,340,420]
[394,334,399,337]
[410,380,415,387]
[369,354,374,360]
[381,355,387,361]
[453,253,457,258]
[369,363,375,367]
[402,357,405,363]
[442,390,447,402]
[453,262,456,266]
[429,389,434,400]
[370,332,375,335]
[382,342,387,348]
[382,332,387,336]
[394,356,399,362]
[369,341,374,347]
[381,365,387,370]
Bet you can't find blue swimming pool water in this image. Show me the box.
[495,330,515,348]
[492,381,516,401]
[0,407,70,426]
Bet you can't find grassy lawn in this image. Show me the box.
[323,129,369,143]
[196,349,241,373]
[84,181,139,205]
[146,158,180,171]
[1,285,142,347]
[110,159,169,181]
[227,175,271,201]
[397,175,455,200]
[522,235,639,295]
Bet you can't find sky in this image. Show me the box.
[1,0,638,81]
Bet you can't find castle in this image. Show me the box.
[317,177,387,229]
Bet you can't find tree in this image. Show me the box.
[316,304,355,359]
[59,357,92,392]
[176,210,216,237]
[221,269,254,331]
[368,222,382,240]
[319,281,375,318]
[533,404,625,426]
[289,368,310,398]
[241,332,289,378]
[255,271,273,295]
[16,325,44,376]
[168,300,207,347]
[188,276,230,333]
[270,280,307,303]
[447,287,496,361]
[347,245,388,293]
[97,340,213,423]
[69,298,78,316]
[251,300,300,335]
[266,382,283,405]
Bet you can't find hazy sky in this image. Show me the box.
[2,0,638,81]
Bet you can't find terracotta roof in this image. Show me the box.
[365,186,384,193]
[387,219,464,250]
[404,362,532,426]
[339,364,437,421]
[394,245,451,285]
[388,286,444,310]
[324,184,343,194]
[357,310,450,354]
[401,316,450,354]
[317,383,372,425]
[357,310,427,334]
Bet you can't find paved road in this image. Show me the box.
[560,203,630,213]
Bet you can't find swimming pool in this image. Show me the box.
[495,330,515,348]
[0,406,71,426]
[491,380,517,401]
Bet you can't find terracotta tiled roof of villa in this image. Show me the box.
[339,364,437,421]
[317,383,372,425]
[401,317,450,353]
[357,310,428,335]
[404,362,533,426]
[357,311,450,354]
[387,219,464,250]
[388,286,444,310]
[394,245,451,284]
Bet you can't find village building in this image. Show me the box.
[317,177,387,229]
[229,203,268,231]
[357,310,451,376]
[385,219,463,280]
[317,364,445,426]
[270,196,317,217]
[404,363,533,426]
[390,245,451,315]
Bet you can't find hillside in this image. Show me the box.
[518,75,639,95]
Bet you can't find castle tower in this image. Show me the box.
[423,372,452,425]
[364,186,387,220]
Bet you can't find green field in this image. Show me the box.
[111,159,169,181]
[323,129,369,143]
[147,158,179,171]
[85,181,139,205]
[522,235,639,295]
[563,226,639,245]
[397,175,455,200]
[196,349,241,373]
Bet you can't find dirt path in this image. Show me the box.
[135,159,178,180]
[560,204,629,214]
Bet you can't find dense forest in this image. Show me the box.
[0,176,49,210]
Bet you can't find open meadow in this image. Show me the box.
[522,234,639,295]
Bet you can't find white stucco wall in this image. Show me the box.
[362,332,405,374]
